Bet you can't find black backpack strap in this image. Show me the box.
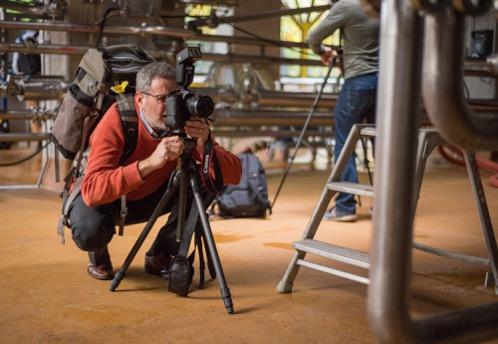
[116,93,138,161]
[115,93,138,235]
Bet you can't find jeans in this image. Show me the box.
[333,72,378,215]
[69,181,209,257]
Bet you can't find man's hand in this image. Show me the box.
[184,118,210,154]
[320,47,338,66]
[138,136,184,178]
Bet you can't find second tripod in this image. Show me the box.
[109,146,234,314]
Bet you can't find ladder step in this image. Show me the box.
[327,182,374,197]
[297,259,370,285]
[360,127,376,137]
[293,239,370,269]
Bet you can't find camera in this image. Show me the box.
[165,46,214,133]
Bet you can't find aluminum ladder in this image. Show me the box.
[277,124,498,294]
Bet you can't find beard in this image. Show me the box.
[142,109,167,132]
[149,119,167,132]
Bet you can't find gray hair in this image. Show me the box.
[136,61,176,92]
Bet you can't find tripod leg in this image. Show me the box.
[190,176,235,314]
[110,174,180,291]
[176,169,187,242]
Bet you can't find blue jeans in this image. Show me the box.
[333,72,378,215]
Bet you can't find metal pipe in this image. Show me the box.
[0,43,88,56]
[258,90,338,108]
[368,0,423,341]
[422,9,498,151]
[0,133,49,142]
[0,21,311,49]
[0,113,36,120]
[211,129,331,138]
[0,43,324,67]
[413,242,490,266]
[0,110,55,121]
[213,109,332,126]
[226,5,331,23]
[370,0,498,342]
[1,77,67,101]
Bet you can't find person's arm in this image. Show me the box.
[307,1,348,55]
[137,136,183,179]
[81,106,144,207]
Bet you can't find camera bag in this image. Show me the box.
[213,152,272,218]
[168,194,215,296]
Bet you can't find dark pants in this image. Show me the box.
[69,181,204,258]
[333,72,378,215]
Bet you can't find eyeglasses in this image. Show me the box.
[142,91,168,104]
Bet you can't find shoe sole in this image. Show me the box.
[326,214,358,222]
[87,266,114,280]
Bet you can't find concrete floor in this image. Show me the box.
[1,148,498,343]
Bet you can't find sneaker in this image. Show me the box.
[323,207,357,222]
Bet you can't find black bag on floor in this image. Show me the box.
[168,201,215,296]
[214,152,272,218]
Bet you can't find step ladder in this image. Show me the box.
[276,124,498,294]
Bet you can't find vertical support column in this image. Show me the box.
[367,0,423,341]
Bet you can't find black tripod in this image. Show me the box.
[109,142,234,314]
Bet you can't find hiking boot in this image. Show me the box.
[323,207,357,222]
[145,253,171,279]
[87,246,113,280]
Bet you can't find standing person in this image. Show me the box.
[67,62,242,280]
[307,0,379,221]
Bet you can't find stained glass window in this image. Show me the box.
[280,0,341,79]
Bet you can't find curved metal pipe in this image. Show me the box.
[422,9,498,151]
[370,0,498,342]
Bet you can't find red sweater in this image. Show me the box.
[81,99,242,207]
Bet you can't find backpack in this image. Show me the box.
[51,45,153,160]
[52,45,154,243]
[214,153,272,218]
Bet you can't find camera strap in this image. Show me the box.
[201,133,224,194]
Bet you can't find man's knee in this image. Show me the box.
[71,214,114,251]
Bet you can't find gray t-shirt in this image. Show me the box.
[307,0,379,80]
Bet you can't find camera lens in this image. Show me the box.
[187,95,214,118]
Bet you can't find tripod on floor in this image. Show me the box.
[109,140,234,314]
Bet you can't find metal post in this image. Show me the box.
[367,0,423,341]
